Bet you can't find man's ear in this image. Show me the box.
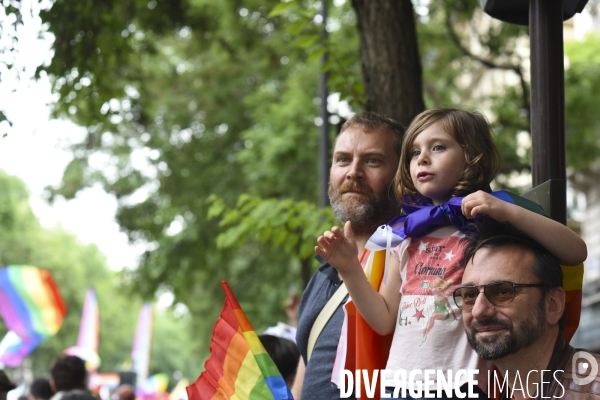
[546,287,566,326]
[49,380,57,394]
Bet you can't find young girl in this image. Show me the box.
[315,108,587,398]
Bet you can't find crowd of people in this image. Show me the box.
[0,336,301,400]
[2,108,599,400]
[1,356,116,400]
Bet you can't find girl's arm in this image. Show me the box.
[315,221,402,335]
[291,359,305,399]
[462,190,587,265]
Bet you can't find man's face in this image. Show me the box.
[461,246,547,360]
[328,126,399,228]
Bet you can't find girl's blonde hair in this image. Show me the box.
[395,108,501,203]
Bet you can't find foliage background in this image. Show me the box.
[0,170,198,384]
[0,0,599,381]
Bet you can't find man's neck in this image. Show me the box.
[352,220,384,255]
[355,234,369,257]
[493,329,559,400]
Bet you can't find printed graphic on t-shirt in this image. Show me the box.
[397,234,465,345]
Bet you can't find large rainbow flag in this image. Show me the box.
[65,288,101,371]
[0,265,67,367]
[186,281,293,400]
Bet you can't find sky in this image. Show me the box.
[0,1,139,271]
[0,86,140,271]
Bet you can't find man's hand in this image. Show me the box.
[315,221,359,273]
[462,190,513,222]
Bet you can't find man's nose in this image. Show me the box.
[346,160,364,179]
[470,292,497,320]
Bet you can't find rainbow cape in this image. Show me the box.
[0,265,67,367]
[331,249,393,399]
[187,281,293,400]
[65,288,101,371]
[331,191,583,396]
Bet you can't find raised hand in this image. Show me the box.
[315,221,360,273]
[461,190,512,222]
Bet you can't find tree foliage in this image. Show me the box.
[565,34,600,170]
[0,170,199,383]
[3,0,596,365]
[37,0,346,349]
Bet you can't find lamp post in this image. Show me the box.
[318,0,330,208]
[479,0,588,225]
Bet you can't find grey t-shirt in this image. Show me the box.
[296,258,353,399]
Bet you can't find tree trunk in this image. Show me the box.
[351,0,425,127]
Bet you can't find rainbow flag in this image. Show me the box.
[137,373,170,399]
[186,281,293,400]
[65,289,101,371]
[331,249,393,399]
[561,262,584,342]
[89,372,121,391]
[0,265,67,367]
[132,303,154,385]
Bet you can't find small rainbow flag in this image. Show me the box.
[89,372,121,391]
[132,303,154,385]
[65,288,101,371]
[0,265,67,367]
[187,281,293,400]
[137,373,170,399]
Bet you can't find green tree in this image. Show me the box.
[0,170,200,382]
[12,0,598,366]
[38,0,346,348]
[565,33,600,170]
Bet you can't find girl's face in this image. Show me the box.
[409,122,465,205]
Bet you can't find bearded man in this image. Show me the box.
[292,112,404,400]
[456,219,600,400]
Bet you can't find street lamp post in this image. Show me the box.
[479,0,588,225]
[318,0,330,208]
[529,0,567,224]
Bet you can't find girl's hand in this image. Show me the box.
[461,190,512,222]
[315,221,359,273]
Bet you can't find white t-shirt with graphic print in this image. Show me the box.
[385,226,492,390]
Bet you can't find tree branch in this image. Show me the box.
[445,11,530,118]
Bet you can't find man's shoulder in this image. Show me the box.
[303,258,340,292]
[296,257,345,359]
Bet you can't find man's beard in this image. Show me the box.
[465,298,546,360]
[328,180,399,235]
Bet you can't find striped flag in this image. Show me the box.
[187,281,293,400]
[137,373,169,399]
[65,288,101,371]
[0,265,67,367]
[132,304,154,385]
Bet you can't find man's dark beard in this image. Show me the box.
[328,180,400,236]
[465,297,546,360]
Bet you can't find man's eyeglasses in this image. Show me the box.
[452,281,545,311]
